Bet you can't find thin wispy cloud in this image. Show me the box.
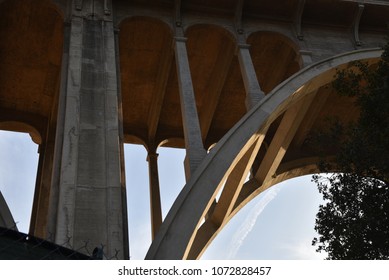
[227,186,281,259]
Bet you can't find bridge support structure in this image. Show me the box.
[0,0,387,260]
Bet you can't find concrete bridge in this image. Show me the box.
[0,0,388,259]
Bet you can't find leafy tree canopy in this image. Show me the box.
[312,41,389,259]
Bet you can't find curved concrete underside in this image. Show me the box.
[118,18,302,150]
[146,48,382,260]
[1,0,388,260]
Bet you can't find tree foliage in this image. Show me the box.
[312,42,389,259]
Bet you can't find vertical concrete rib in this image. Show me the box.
[147,151,163,239]
[47,22,71,241]
[174,35,206,179]
[237,43,265,110]
[56,16,82,251]
[55,14,128,259]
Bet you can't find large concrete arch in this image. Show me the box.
[146,48,382,260]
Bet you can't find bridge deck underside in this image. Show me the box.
[0,0,388,259]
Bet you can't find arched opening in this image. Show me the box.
[119,16,174,147]
[247,31,301,94]
[123,135,329,260]
[185,24,245,148]
[123,141,185,259]
[202,175,326,259]
[157,147,186,219]
[0,130,39,233]
[124,143,150,260]
[0,0,65,240]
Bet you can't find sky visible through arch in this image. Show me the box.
[0,130,326,259]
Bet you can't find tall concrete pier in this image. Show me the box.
[0,0,388,259]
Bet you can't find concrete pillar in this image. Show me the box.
[46,22,71,243]
[174,36,206,179]
[54,3,128,259]
[237,43,265,110]
[147,151,162,239]
[29,142,46,235]
[29,133,55,238]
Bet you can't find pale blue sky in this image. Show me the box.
[0,130,326,260]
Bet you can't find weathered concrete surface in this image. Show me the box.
[54,3,128,259]
[1,0,388,260]
[174,35,206,179]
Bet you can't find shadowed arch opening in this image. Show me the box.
[185,24,245,148]
[119,16,174,147]
[248,31,302,94]
[0,0,65,240]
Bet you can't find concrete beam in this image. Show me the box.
[234,0,244,33]
[211,135,264,226]
[55,14,128,259]
[254,93,315,185]
[147,38,173,142]
[199,42,235,141]
[29,129,56,238]
[237,43,265,110]
[294,0,306,40]
[291,89,330,149]
[352,3,365,47]
[147,151,163,240]
[174,35,206,179]
[185,135,264,259]
[187,218,218,260]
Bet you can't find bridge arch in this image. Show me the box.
[0,121,42,145]
[146,48,382,259]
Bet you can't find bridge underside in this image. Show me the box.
[0,0,388,259]
[145,49,382,259]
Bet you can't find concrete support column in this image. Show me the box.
[147,151,162,239]
[237,43,265,110]
[29,132,55,238]
[29,142,46,236]
[174,36,206,180]
[46,22,71,242]
[54,3,128,259]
